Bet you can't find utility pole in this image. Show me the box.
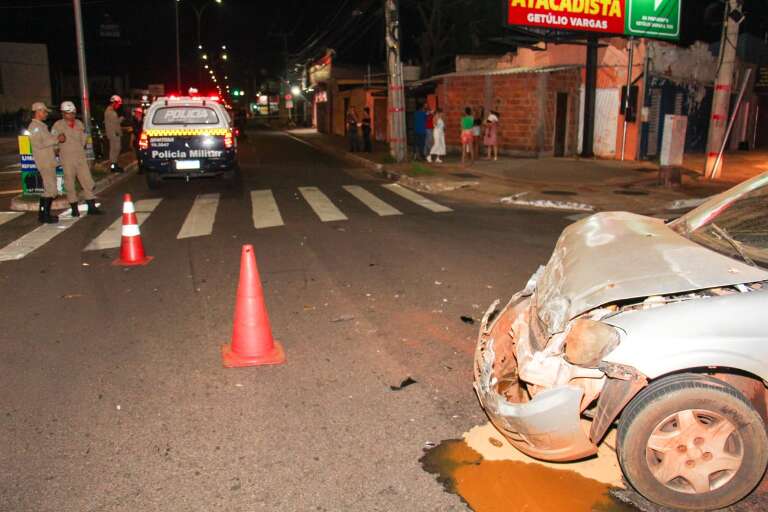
[385,0,406,162]
[620,37,634,160]
[175,0,181,91]
[705,0,741,179]
[72,0,92,145]
[581,35,598,158]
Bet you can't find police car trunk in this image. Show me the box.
[139,96,237,183]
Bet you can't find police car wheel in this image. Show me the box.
[222,166,240,182]
[146,172,161,190]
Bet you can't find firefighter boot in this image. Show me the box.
[42,197,59,224]
[86,199,103,215]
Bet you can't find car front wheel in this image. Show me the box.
[617,374,768,511]
[146,171,160,190]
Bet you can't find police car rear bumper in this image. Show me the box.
[140,153,236,175]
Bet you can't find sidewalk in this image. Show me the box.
[9,151,138,211]
[287,128,763,215]
[682,151,768,184]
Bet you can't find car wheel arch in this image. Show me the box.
[614,372,768,510]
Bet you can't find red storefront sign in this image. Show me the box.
[507,0,626,35]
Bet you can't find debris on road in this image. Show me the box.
[61,294,82,299]
[500,192,595,212]
[390,377,417,391]
[331,314,355,323]
[460,316,475,325]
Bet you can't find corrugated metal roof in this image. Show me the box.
[411,64,583,85]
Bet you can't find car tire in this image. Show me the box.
[222,166,241,186]
[617,373,768,511]
[146,171,161,190]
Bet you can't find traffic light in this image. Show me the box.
[231,89,245,97]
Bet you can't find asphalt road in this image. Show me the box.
[0,130,573,511]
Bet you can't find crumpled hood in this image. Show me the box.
[536,212,768,334]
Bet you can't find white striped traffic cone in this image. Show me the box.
[113,193,153,266]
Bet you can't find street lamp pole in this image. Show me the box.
[175,0,222,91]
[72,0,92,140]
[175,0,181,92]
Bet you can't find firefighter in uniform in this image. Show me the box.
[28,102,63,224]
[52,101,103,217]
[104,94,124,173]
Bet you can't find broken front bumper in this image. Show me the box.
[473,291,598,462]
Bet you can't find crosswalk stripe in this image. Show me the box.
[299,186,348,222]
[0,210,82,262]
[343,185,402,217]
[0,212,24,226]
[251,190,284,229]
[84,198,163,251]
[381,184,452,213]
[177,193,220,239]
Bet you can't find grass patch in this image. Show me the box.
[406,162,436,177]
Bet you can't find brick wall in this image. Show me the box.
[435,68,582,156]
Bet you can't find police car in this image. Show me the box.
[138,95,238,188]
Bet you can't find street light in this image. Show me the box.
[175,0,223,90]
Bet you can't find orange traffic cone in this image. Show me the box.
[221,245,285,368]
[112,193,153,266]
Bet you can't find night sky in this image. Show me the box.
[1,0,766,100]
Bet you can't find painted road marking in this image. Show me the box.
[84,198,163,251]
[381,184,452,213]
[0,212,24,226]
[0,210,82,262]
[343,185,402,217]
[299,186,348,222]
[177,193,220,239]
[251,190,284,229]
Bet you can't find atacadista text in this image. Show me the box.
[510,0,623,18]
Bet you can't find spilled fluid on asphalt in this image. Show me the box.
[420,439,636,512]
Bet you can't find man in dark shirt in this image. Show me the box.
[413,103,427,160]
[129,107,144,173]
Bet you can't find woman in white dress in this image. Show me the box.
[427,108,446,163]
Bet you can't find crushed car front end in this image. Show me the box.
[473,208,768,463]
[473,268,620,462]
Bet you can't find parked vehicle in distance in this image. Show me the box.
[137,95,238,189]
[474,172,768,510]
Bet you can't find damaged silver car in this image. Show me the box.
[474,172,768,510]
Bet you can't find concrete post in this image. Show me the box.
[705,0,741,179]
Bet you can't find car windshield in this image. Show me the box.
[674,182,768,269]
[152,107,219,125]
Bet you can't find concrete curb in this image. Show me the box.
[10,159,138,212]
[284,131,388,176]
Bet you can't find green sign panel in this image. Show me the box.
[626,0,680,40]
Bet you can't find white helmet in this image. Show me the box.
[110,94,122,103]
[60,101,77,113]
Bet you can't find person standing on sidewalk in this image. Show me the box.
[472,106,484,160]
[129,107,144,174]
[28,102,62,224]
[461,107,475,166]
[413,103,427,160]
[483,111,499,161]
[427,108,446,163]
[361,107,372,153]
[104,94,124,173]
[346,106,360,152]
[52,101,103,217]
[424,104,434,157]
